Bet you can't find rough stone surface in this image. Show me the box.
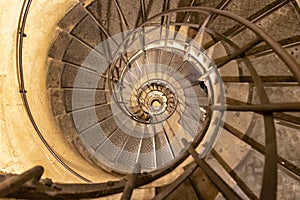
[277,167,300,200]
[265,86,300,103]
[252,85,300,103]
[58,3,87,32]
[62,39,92,66]
[156,178,199,200]
[234,150,264,197]
[256,3,300,41]
[46,59,64,88]
[276,123,300,167]
[232,3,300,47]
[209,0,276,34]
[56,113,78,141]
[248,53,293,76]
[48,31,72,60]
[71,15,108,48]
[214,129,251,169]
[61,63,105,89]
[50,89,66,116]
[86,0,124,37]
[188,166,219,199]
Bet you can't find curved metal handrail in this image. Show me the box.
[138,7,300,82]
[13,1,300,199]
[16,0,91,183]
[15,1,212,189]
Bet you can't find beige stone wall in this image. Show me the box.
[0,0,117,183]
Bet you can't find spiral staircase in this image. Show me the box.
[0,0,300,199]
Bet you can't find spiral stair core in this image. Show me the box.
[0,0,300,199]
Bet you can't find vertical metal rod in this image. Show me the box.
[182,0,196,23]
[182,139,241,200]
[184,14,211,60]
[165,14,171,48]
[260,115,277,200]
[152,133,157,169]
[160,0,170,25]
[113,0,130,30]
[120,164,141,200]
[140,0,147,22]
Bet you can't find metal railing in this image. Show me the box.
[5,0,300,199]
